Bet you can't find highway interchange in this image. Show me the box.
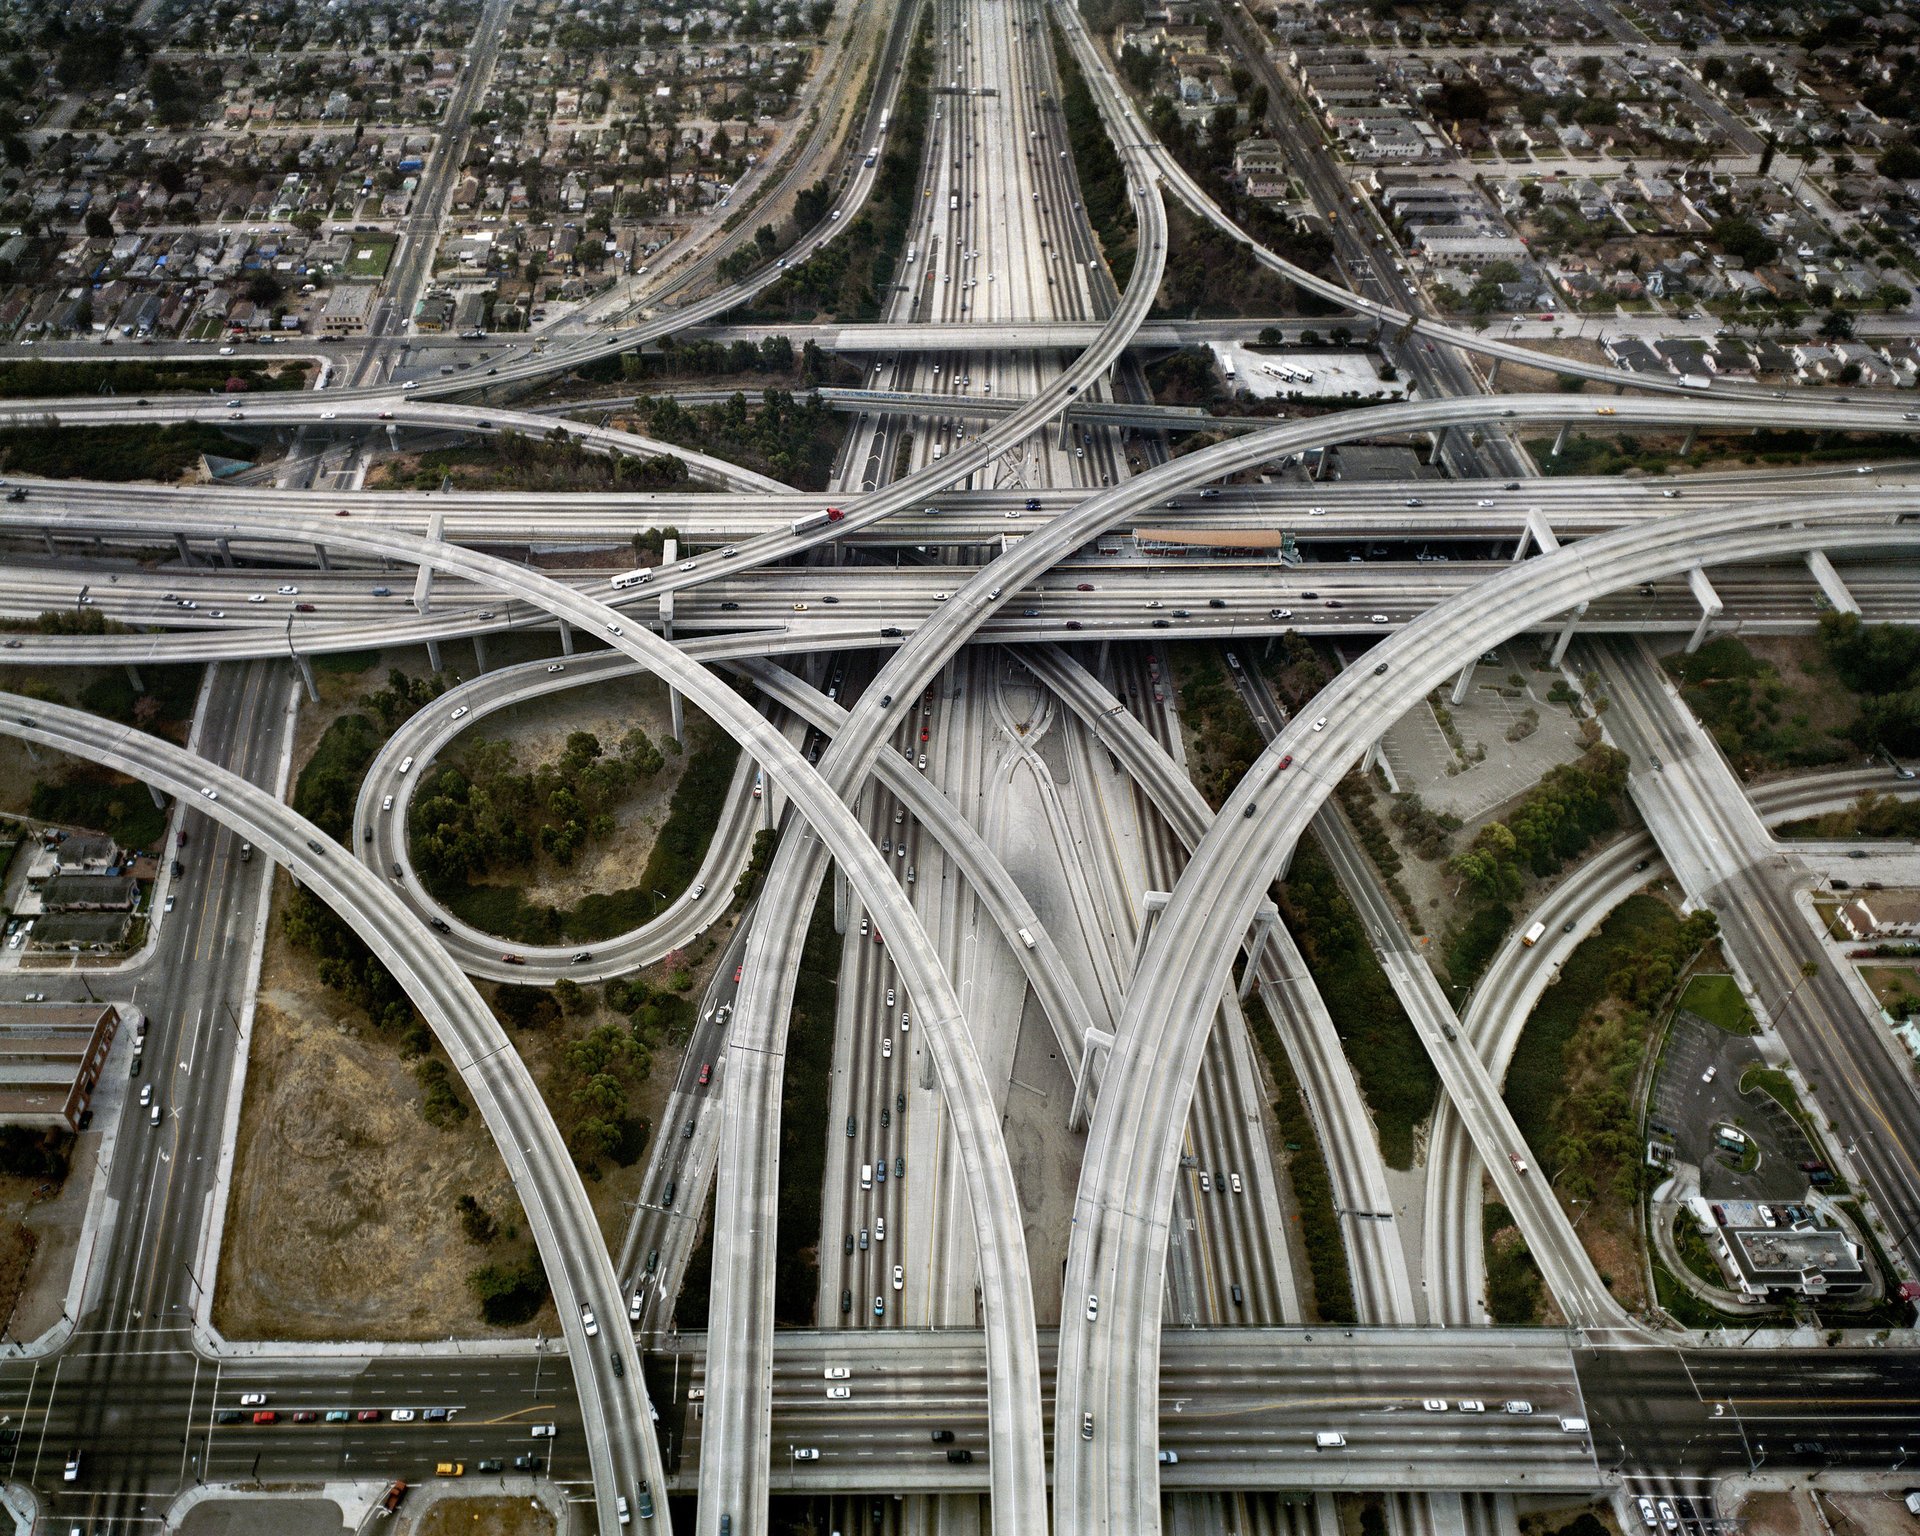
[4,0,1920,1533]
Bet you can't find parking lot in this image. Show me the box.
[1650,1014,1816,1201]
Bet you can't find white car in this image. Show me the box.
[1370,614,1389,624]
[629,1292,643,1322]
[1229,1173,1243,1194]
[826,1385,851,1400]
[824,1366,852,1380]
[382,795,394,811]
[1422,1398,1448,1412]
[882,1037,893,1059]
[886,987,896,1008]
[793,1447,821,1461]
[933,591,951,602]
[1311,717,1328,732]
[247,594,266,603]
[277,585,298,595]
[581,1306,598,1338]
[1638,1499,1658,1529]
[1086,1294,1099,1321]
[875,1216,885,1241]
[531,1423,556,1437]
[547,663,565,674]
[450,706,469,720]
[391,1408,416,1422]
[892,1264,904,1290]
[1198,1172,1211,1192]
[199,787,219,801]
[1702,1065,1717,1084]
[239,1392,270,1406]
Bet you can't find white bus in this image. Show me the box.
[609,568,655,590]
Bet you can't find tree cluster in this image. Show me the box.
[1450,745,1628,899]
[1821,613,1920,755]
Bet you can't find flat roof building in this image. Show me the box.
[0,1002,123,1132]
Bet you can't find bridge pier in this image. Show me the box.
[215,537,234,567]
[41,529,55,557]
[1550,423,1570,458]
[669,688,685,744]
[1486,358,1500,387]
[472,632,490,674]
[1237,902,1280,1001]
[1685,565,1723,654]
[1514,507,1559,563]
[148,780,166,809]
[426,638,444,674]
[173,532,192,565]
[1548,604,1586,668]
[1128,890,1171,981]
[834,860,850,935]
[124,665,144,693]
[412,509,443,615]
[660,539,685,743]
[294,653,319,704]
[1804,550,1860,616]
[1068,1027,1114,1132]
[1449,661,1475,707]
[314,542,332,572]
[1680,426,1698,456]
[558,619,576,657]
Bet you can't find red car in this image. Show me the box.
[292,1411,319,1423]
[502,954,525,965]
[919,728,930,742]
[1278,754,1294,770]
[358,1409,383,1423]
[1076,583,1094,592]
[253,1411,277,1425]
[698,1063,712,1086]
[734,965,743,983]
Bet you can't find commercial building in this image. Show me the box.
[0,1002,124,1132]
[320,282,377,336]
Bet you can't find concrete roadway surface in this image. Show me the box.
[18,556,1920,668]
[694,20,1174,1520]
[1424,765,1920,1326]
[0,392,786,494]
[9,1324,1915,1499]
[0,697,666,1536]
[352,658,782,984]
[1049,507,1920,1534]
[13,461,1909,548]
[3,660,290,1534]
[1588,636,1920,1279]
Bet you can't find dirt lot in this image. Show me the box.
[410,1496,555,1536]
[213,640,728,1340]
[213,899,551,1342]
[1740,1490,1920,1536]
[1487,336,1614,393]
[471,671,690,912]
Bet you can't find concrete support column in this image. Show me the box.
[1680,426,1698,456]
[1068,1027,1114,1133]
[1361,738,1382,774]
[669,688,685,744]
[426,638,443,674]
[1548,602,1587,668]
[1238,903,1280,1001]
[1450,661,1475,707]
[294,653,319,703]
[174,532,192,564]
[1805,550,1860,616]
[1685,565,1723,655]
[216,537,234,567]
[472,632,489,674]
[834,861,849,935]
[1551,422,1570,458]
[147,780,165,809]
[1128,891,1171,982]
[1095,639,1110,677]
[314,542,332,571]
[41,529,56,557]
[1487,358,1500,387]
[1524,507,1559,562]
[124,665,144,693]
[412,508,443,615]
[558,619,576,656]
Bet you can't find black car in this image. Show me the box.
[931,1429,956,1443]
[430,918,451,933]
[946,1448,974,1463]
